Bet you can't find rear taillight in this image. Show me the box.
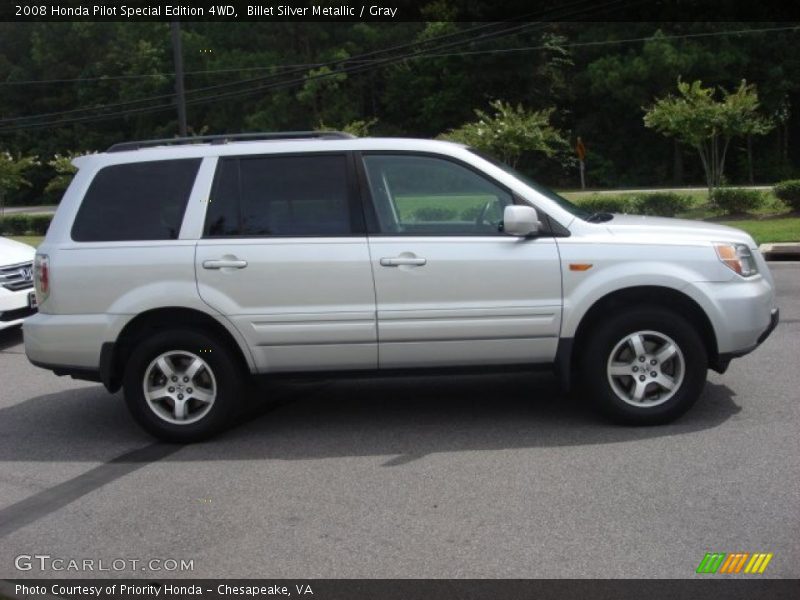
[34,253,49,303]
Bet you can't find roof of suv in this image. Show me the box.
[74,135,468,168]
[106,130,355,152]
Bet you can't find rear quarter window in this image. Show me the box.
[71,159,201,242]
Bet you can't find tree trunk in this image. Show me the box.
[711,134,719,188]
[673,139,683,186]
[783,122,790,163]
[697,143,713,197]
[746,135,754,184]
[718,136,731,188]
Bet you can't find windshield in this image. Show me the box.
[468,149,591,220]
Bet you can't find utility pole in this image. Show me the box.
[170,21,188,136]
[576,136,587,190]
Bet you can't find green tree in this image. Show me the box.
[0,152,38,215]
[440,100,569,167]
[44,152,84,195]
[644,79,775,193]
[316,117,377,137]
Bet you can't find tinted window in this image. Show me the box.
[205,155,353,237]
[362,155,512,235]
[72,159,200,242]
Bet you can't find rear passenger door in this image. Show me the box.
[195,153,377,373]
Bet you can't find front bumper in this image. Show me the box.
[757,307,780,345]
[0,288,36,331]
[713,307,779,372]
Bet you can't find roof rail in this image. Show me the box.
[106,131,355,152]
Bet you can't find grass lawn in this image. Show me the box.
[561,188,710,204]
[562,188,787,218]
[6,235,44,247]
[394,194,493,221]
[720,217,800,244]
[560,187,799,243]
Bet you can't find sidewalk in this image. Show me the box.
[760,243,800,261]
[1,205,57,215]
[561,185,772,195]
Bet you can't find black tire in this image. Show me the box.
[123,329,246,442]
[580,307,708,425]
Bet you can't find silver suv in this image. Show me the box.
[24,132,779,442]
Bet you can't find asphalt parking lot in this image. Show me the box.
[0,263,798,579]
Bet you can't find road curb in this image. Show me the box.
[759,242,800,261]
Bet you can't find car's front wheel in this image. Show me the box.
[580,307,708,424]
[123,329,245,442]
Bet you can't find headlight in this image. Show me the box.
[714,242,758,277]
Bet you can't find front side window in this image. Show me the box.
[71,159,200,242]
[361,154,513,235]
[468,148,591,220]
[205,154,353,237]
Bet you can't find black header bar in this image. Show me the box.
[2,0,800,22]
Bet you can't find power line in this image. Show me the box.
[0,0,593,89]
[0,60,348,85]
[0,0,643,132]
[0,21,552,131]
[0,0,616,124]
[2,24,797,87]
[0,17,575,127]
[0,19,542,124]
[420,24,800,59]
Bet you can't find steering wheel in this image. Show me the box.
[475,199,502,230]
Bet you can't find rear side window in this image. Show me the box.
[204,154,355,237]
[71,159,201,242]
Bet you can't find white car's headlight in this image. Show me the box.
[714,242,758,277]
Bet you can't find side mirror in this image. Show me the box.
[503,205,541,237]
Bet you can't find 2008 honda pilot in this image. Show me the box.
[24,132,779,441]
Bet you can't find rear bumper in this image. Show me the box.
[24,312,112,369]
[24,313,119,386]
[27,356,102,383]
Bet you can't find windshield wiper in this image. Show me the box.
[586,212,614,223]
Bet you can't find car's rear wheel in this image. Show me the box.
[580,307,708,424]
[123,329,245,442]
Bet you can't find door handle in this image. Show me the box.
[380,257,427,267]
[202,259,248,270]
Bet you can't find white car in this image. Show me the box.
[0,236,36,331]
[23,133,779,442]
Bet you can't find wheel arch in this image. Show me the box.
[558,286,722,391]
[100,307,255,392]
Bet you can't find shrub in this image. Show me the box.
[460,205,483,221]
[773,180,800,211]
[576,194,633,214]
[0,213,53,235]
[632,192,692,217]
[28,214,52,235]
[0,214,30,235]
[412,206,457,221]
[710,187,764,215]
